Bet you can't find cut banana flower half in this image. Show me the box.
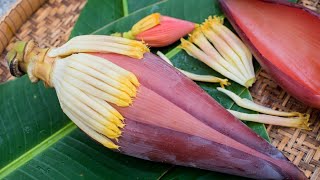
[217,87,311,130]
[157,51,229,88]
[6,36,147,149]
[180,16,256,88]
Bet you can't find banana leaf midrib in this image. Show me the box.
[0,123,76,179]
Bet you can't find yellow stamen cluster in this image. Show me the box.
[131,13,161,36]
[122,13,161,39]
[229,110,311,130]
[180,16,255,88]
[157,51,229,88]
[217,87,311,130]
[51,53,139,149]
[47,35,149,59]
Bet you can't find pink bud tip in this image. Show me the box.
[135,15,196,47]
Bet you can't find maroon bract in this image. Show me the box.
[220,0,320,108]
[94,52,306,179]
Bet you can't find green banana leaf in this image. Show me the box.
[1,0,295,179]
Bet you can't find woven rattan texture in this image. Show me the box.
[300,0,320,11]
[0,0,319,179]
[251,70,320,179]
[0,0,46,54]
[0,0,86,82]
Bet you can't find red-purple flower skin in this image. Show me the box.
[90,52,307,179]
[220,0,320,109]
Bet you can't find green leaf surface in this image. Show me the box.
[71,0,162,37]
[70,0,123,37]
[0,0,276,179]
[127,0,163,13]
[4,129,169,180]
[0,76,70,169]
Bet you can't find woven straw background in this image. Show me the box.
[0,0,319,179]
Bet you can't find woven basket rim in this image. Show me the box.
[0,0,46,55]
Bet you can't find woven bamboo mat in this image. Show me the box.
[0,0,319,179]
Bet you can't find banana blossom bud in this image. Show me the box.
[113,13,196,47]
[6,35,306,179]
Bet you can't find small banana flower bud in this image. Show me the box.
[114,13,196,47]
